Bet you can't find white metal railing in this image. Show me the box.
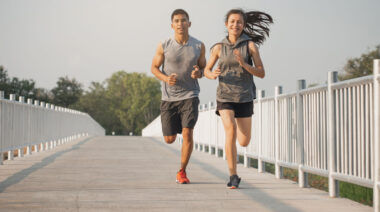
[142,60,380,211]
[0,92,105,164]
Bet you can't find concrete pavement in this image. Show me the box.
[0,136,373,211]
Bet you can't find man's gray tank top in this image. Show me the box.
[161,35,202,102]
[212,33,256,103]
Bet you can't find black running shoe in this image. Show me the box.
[227,175,241,189]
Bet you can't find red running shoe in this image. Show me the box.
[176,169,190,184]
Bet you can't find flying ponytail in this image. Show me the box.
[225,9,273,45]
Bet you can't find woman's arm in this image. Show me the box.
[204,44,222,80]
[233,41,265,78]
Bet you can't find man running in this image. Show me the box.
[151,8,206,184]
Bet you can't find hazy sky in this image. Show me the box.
[1,0,380,104]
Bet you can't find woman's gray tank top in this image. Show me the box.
[212,33,256,103]
[161,36,202,102]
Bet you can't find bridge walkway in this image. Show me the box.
[0,136,372,212]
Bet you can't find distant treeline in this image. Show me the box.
[0,44,378,135]
[0,68,161,135]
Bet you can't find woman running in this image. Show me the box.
[204,9,272,189]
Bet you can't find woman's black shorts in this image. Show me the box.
[216,101,253,118]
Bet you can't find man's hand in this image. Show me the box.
[191,65,202,79]
[166,73,177,86]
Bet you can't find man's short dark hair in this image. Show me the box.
[171,9,189,21]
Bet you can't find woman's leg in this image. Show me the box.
[236,117,252,147]
[219,110,237,175]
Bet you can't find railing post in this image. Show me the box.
[215,100,220,158]
[18,96,25,158]
[8,94,16,161]
[50,104,56,149]
[328,71,339,197]
[33,100,39,152]
[373,59,380,212]
[196,104,201,151]
[45,103,51,150]
[297,80,307,187]
[223,138,227,160]
[0,91,4,165]
[275,86,283,179]
[244,92,251,168]
[222,100,227,160]
[26,98,33,155]
[243,148,250,168]
[203,103,207,153]
[208,101,213,155]
[258,90,265,173]
[40,102,45,152]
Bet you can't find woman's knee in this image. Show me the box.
[225,123,237,133]
[238,136,251,147]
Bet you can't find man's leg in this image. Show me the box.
[180,128,193,170]
[161,100,180,143]
[164,135,177,144]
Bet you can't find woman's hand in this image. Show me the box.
[233,49,245,66]
[209,67,221,79]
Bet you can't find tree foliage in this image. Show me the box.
[105,72,161,135]
[72,82,124,135]
[72,72,161,135]
[0,66,51,101]
[1,65,161,135]
[51,76,83,107]
[339,45,380,80]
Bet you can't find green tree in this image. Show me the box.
[32,88,52,103]
[106,71,161,135]
[0,66,43,100]
[51,76,83,107]
[339,45,380,80]
[73,82,124,135]
[9,77,36,99]
[0,66,11,96]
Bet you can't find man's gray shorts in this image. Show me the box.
[160,97,199,136]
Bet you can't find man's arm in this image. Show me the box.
[151,43,177,85]
[191,43,206,79]
[198,43,206,71]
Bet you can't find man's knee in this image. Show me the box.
[164,135,176,144]
[182,128,193,141]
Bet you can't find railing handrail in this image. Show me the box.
[0,92,105,164]
[143,59,380,212]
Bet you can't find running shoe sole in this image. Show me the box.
[176,179,189,184]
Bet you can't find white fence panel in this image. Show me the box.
[142,60,380,212]
[0,93,105,164]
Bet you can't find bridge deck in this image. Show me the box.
[0,136,372,212]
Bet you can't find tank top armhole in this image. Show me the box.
[161,38,171,52]
[210,43,223,56]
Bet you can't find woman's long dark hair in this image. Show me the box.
[225,9,273,45]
